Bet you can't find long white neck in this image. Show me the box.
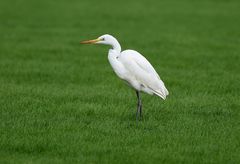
[108,49,124,79]
[110,38,121,53]
[105,36,124,79]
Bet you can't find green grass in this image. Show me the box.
[1,0,240,163]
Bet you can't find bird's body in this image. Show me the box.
[81,34,169,119]
[108,49,168,99]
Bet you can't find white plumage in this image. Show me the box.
[117,50,168,99]
[81,34,169,119]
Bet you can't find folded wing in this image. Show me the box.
[119,50,169,99]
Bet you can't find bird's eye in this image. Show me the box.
[102,38,105,41]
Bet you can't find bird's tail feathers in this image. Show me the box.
[147,86,168,100]
[159,80,169,96]
[165,87,169,96]
[153,90,166,100]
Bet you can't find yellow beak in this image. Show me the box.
[80,38,101,44]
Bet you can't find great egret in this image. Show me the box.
[80,34,169,119]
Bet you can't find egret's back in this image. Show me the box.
[119,50,169,99]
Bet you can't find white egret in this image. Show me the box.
[80,34,169,119]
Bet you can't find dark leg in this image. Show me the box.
[136,91,142,120]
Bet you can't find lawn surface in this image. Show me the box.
[0,0,240,163]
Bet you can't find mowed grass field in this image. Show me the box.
[1,0,240,163]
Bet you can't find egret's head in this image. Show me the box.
[80,34,115,45]
[80,34,121,52]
